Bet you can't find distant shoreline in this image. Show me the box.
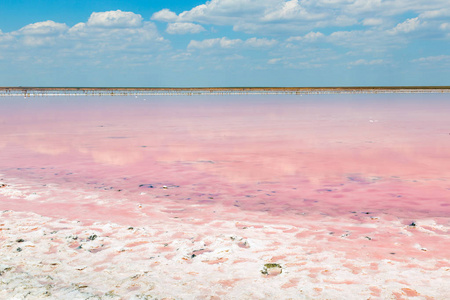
[1,86,449,96]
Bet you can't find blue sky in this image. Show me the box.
[0,0,449,87]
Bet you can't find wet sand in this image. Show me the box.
[1,94,450,299]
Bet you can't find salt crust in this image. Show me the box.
[1,178,450,299]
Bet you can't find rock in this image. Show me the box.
[261,263,282,276]
[139,184,154,188]
[0,265,12,276]
[238,240,250,248]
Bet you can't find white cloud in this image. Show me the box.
[13,21,69,46]
[244,37,277,47]
[287,31,324,42]
[268,58,282,64]
[349,58,384,66]
[419,8,450,19]
[0,31,13,45]
[187,37,277,50]
[390,17,421,34]
[1,11,167,66]
[440,23,450,30]
[188,37,242,49]
[327,29,401,52]
[18,20,68,35]
[170,52,192,61]
[166,22,205,34]
[151,9,179,22]
[65,21,162,45]
[412,55,450,64]
[224,54,244,60]
[362,18,384,26]
[262,0,325,22]
[150,0,450,37]
[87,10,143,28]
[152,0,326,34]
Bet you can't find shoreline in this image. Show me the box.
[1,86,450,96]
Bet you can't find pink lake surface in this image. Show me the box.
[1,94,450,299]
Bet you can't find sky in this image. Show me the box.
[0,0,449,87]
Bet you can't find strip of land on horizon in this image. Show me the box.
[1,86,449,96]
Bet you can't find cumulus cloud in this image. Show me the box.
[224,54,244,60]
[262,0,325,22]
[268,58,282,64]
[390,17,421,34]
[188,37,242,49]
[327,29,402,51]
[419,8,450,19]
[151,0,325,34]
[87,10,143,28]
[287,31,324,42]
[150,0,450,36]
[166,22,205,34]
[18,20,68,35]
[412,55,450,64]
[67,21,162,44]
[14,21,69,46]
[148,0,450,40]
[349,58,384,66]
[152,9,178,22]
[188,37,277,50]
[244,37,277,47]
[440,23,450,30]
[362,18,384,26]
[1,10,167,67]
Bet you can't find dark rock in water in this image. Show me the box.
[139,184,154,188]
[16,239,25,243]
[16,247,22,252]
[409,222,416,227]
[88,235,97,241]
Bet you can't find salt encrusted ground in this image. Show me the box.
[1,176,449,299]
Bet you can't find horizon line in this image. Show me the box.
[1,86,450,91]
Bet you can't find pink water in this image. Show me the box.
[1,94,450,298]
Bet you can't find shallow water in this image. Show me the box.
[1,94,450,299]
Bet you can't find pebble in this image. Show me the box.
[261,263,282,276]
